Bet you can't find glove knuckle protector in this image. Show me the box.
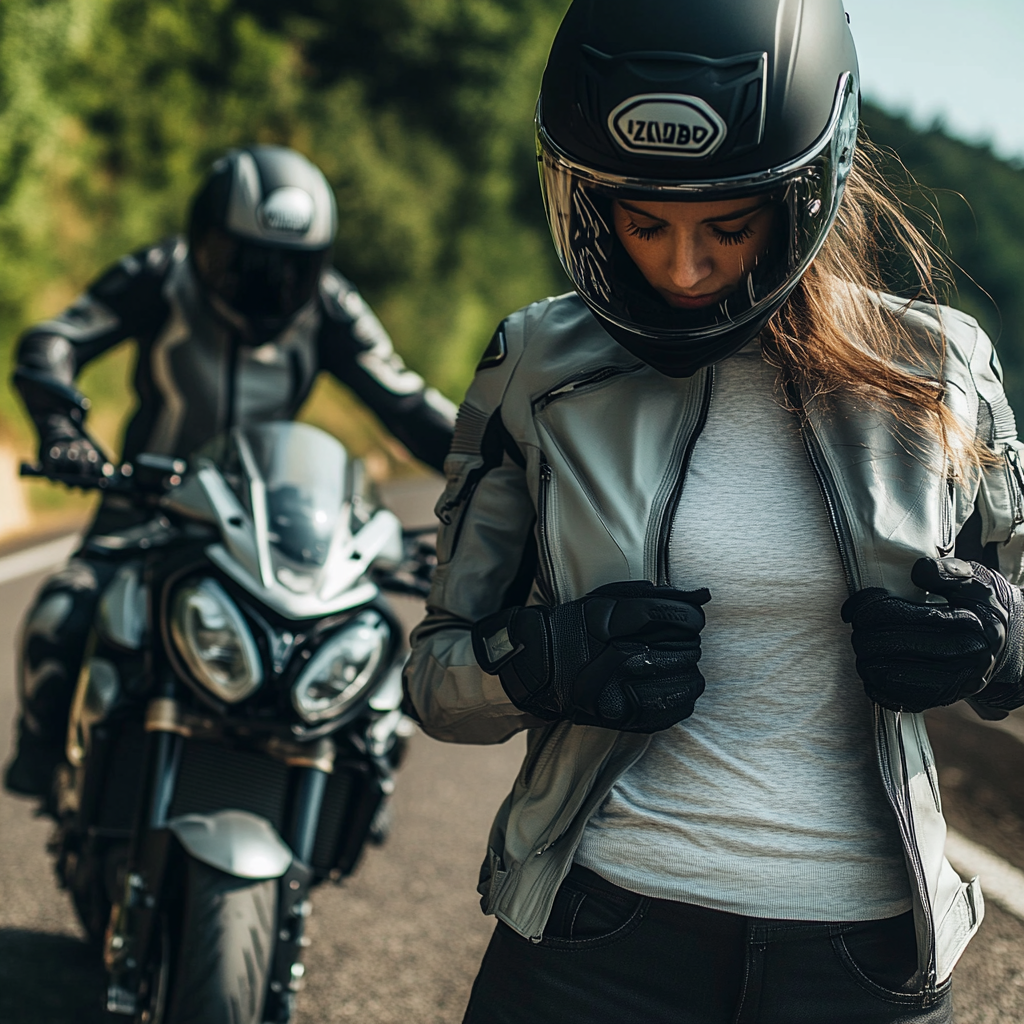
[843,557,1024,713]
[472,580,710,733]
[39,415,105,477]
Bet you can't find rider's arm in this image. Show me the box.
[315,270,456,473]
[14,240,177,429]
[404,317,549,744]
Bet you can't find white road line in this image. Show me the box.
[0,534,80,586]
[947,828,1024,921]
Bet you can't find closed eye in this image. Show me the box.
[624,219,667,241]
[711,224,755,246]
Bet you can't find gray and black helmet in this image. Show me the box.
[189,146,338,335]
[537,0,860,376]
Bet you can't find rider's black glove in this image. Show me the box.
[841,557,1024,714]
[472,580,710,733]
[38,414,106,478]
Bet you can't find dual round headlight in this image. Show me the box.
[291,611,391,723]
[170,579,391,721]
[171,579,263,703]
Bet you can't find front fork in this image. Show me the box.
[103,705,401,1021]
[104,728,182,1016]
[263,766,327,1023]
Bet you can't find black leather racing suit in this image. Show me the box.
[14,237,455,763]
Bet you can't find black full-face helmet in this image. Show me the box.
[537,0,860,376]
[188,146,338,339]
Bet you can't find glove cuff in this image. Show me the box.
[472,607,560,718]
[471,608,522,675]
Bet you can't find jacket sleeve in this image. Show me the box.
[960,319,1024,585]
[955,316,1024,714]
[316,270,456,472]
[14,240,175,429]
[404,318,547,744]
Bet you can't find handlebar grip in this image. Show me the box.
[19,461,120,491]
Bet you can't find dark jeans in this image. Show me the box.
[463,865,952,1024]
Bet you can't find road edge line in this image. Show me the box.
[946,828,1024,921]
[0,534,80,586]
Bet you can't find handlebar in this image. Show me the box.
[20,453,188,495]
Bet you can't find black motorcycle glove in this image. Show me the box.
[841,556,1024,714]
[472,580,710,733]
[38,414,106,477]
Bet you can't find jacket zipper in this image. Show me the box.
[537,459,559,604]
[654,368,714,585]
[794,383,937,996]
[225,330,242,431]
[532,364,643,416]
[788,384,857,593]
[800,426,857,593]
[939,475,955,557]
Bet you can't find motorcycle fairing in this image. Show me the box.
[163,422,405,618]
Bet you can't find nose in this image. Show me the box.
[667,232,714,291]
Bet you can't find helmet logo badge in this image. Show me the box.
[608,94,726,158]
[258,187,315,235]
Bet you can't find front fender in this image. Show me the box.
[168,809,293,880]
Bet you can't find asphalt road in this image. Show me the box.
[1,477,1024,1022]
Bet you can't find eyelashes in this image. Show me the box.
[624,219,755,246]
[624,220,666,241]
[711,224,755,246]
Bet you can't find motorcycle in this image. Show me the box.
[22,421,433,1023]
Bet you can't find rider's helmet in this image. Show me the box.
[537,0,860,376]
[188,145,338,338]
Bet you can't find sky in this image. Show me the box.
[847,0,1024,162]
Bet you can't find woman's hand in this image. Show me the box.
[472,581,710,733]
[841,557,1024,713]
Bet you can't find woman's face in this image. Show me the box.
[612,197,775,311]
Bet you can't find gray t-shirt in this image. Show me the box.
[575,343,912,921]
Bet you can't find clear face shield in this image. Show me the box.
[537,75,859,372]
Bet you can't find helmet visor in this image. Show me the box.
[192,228,328,319]
[537,74,858,346]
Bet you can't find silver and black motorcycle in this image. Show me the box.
[24,421,431,1023]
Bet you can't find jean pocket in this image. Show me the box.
[831,912,933,1003]
[541,867,648,949]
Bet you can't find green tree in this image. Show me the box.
[2,0,1024,486]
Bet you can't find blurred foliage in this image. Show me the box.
[861,105,1024,416]
[0,0,1023,493]
[0,0,568,467]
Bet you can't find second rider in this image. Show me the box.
[5,144,455,797]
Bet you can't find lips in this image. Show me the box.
[662,290,723,310]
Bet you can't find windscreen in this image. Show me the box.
[242,422,347,571]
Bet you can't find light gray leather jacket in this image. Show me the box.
[405,291,1024,996]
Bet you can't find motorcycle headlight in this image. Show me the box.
[292,611,391,723]
[170,578,263,703]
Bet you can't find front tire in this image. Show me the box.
[165,856,277,1024]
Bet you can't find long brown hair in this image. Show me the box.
[762,133,987,476]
